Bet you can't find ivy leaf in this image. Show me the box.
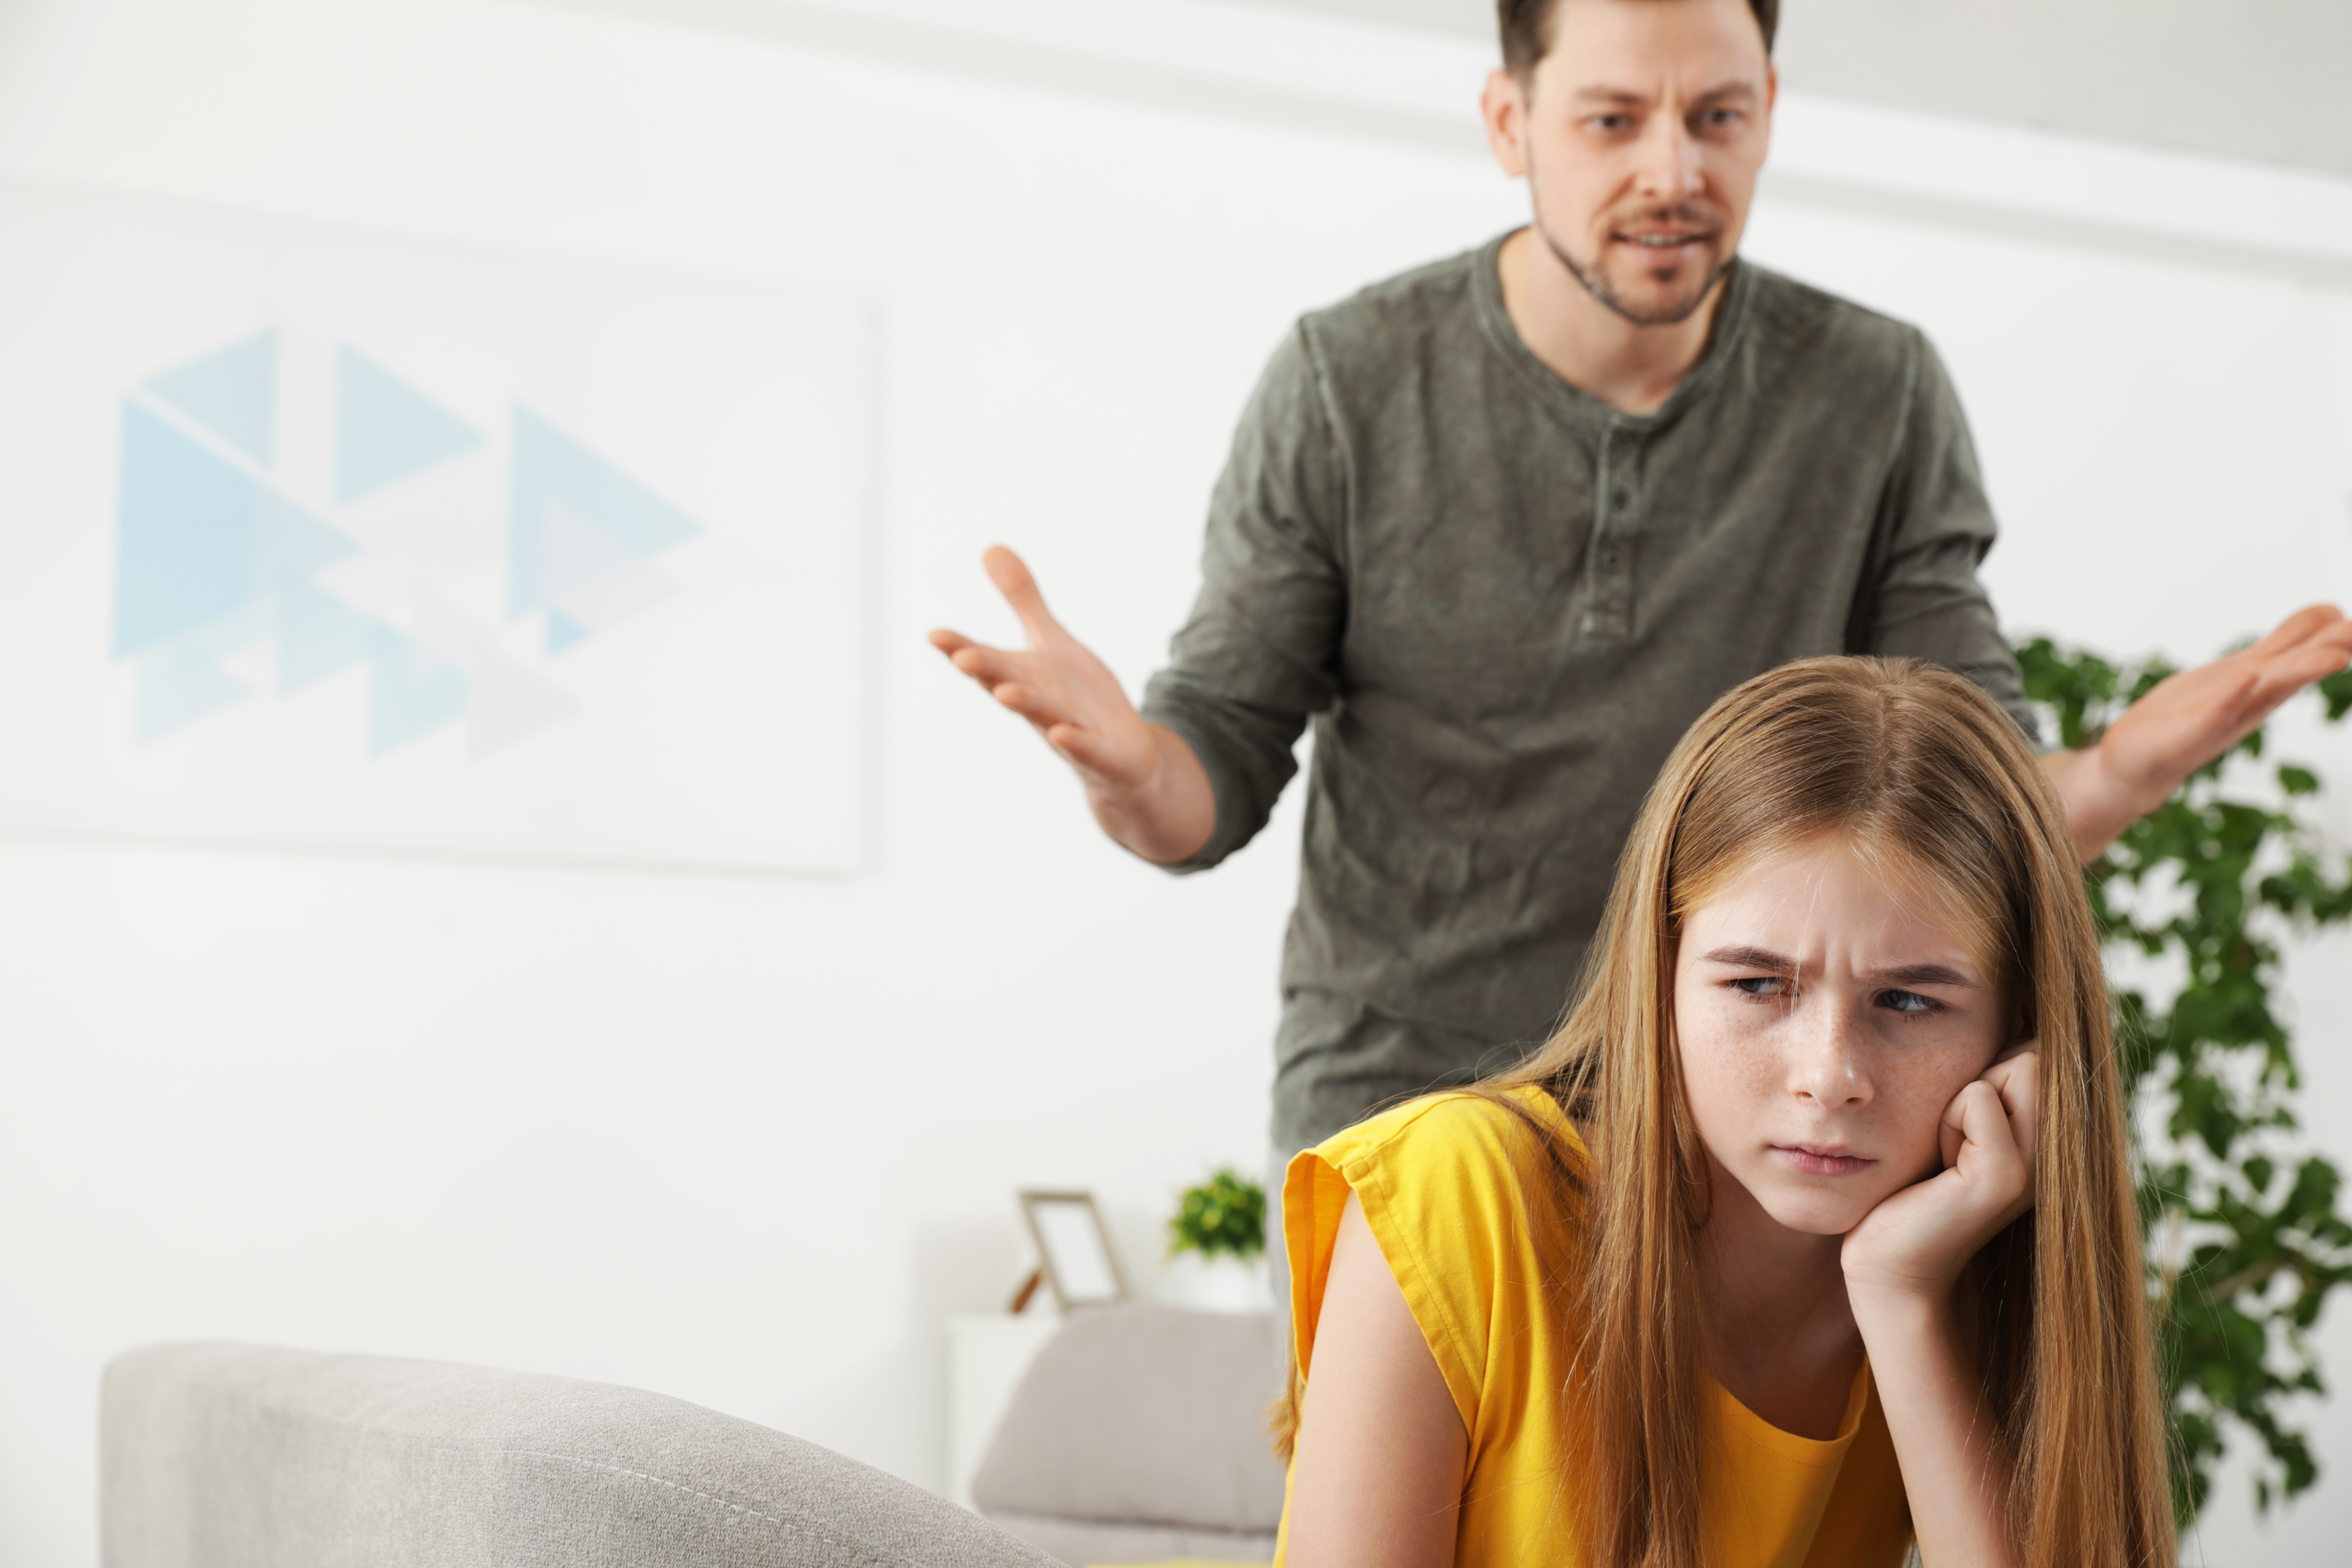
[2321,667,2352,723]
[2019,635,2352,1527]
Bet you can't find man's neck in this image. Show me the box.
[1496,226,1727,416]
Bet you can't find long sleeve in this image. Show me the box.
[1849,332,2042,744]
[1141,323,1350,870]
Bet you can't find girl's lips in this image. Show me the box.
[1773,1144,1878,1177]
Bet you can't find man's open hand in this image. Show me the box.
[2051,602,2352,859]
[929,546,1216,863]
[929,546,1162,787]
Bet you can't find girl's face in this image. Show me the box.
[1673,836,2011,1237]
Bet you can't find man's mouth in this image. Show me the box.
[1609,220,1722,256]
[1772,1144,1878,1177]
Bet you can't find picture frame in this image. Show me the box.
[1016,1190,1128,1310]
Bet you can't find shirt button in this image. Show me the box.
[1612,490,1631,508]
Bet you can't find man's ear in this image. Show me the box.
[1481,68,1531,178]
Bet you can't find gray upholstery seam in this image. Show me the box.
[493,1449,897,1567]
[982,1505,1276,1538]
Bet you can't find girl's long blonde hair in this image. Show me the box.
[1276,656,2173,1567]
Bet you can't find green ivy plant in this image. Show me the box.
[1169,1167,1267,1262]
[2016,639,2352,1522]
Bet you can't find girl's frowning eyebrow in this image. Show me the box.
[1699,946,1978,989]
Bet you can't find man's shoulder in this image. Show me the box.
[1738,262,1935,382]
[1290,238,1497,378]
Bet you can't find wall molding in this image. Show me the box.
[538,0,2352,294]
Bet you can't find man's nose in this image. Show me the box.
[1632,114,1704,201]
[1790,997,1873,1109]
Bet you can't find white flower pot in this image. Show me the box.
[1160,1251,1273,1314]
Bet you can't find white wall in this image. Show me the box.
[0,1,2348,1563]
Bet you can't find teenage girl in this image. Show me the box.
[1272,656,2173,1568]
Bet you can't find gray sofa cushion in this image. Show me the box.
[970,1304,1285,1554]
[103,1342,1058,1568]
[983,1510,1279,1568]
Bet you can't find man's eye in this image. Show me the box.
[1589,114,1634,133]
[1880,989,1937,1014]
[1732,976,1789,997]
[1698,108,1743,130]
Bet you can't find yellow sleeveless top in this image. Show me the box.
[1274,1088,1913,1568]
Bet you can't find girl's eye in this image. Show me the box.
[1731,976,1790,997]
[1879,989,1937,1015]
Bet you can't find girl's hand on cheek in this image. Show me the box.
[1841,1044,2040,1305]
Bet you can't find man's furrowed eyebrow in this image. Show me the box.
[1568,80,1759,107]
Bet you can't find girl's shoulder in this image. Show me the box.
[1314,1083,1583,1194]
[1288,1085,1584,1428]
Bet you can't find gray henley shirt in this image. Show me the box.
[1139,233,2037,1152]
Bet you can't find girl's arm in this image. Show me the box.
[1283,1192,1467,1568]
[1843,1052,2039,1568]
[1846,1283,2016,1567]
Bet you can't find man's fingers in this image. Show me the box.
[983,545,1058,645]
[992,682,1077,731]
[948,643,1024,687]
[2251,641,2352,706]
[929,628,974,656]
[2244,603,2346,661]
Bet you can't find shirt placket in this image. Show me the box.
[1580,423,1637,648]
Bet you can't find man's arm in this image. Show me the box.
[1856,332,2352,863]
[2042,603,2352,861]
[931,323,1347,869]
[929,546,1217,865]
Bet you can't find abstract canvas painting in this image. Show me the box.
[0,181,871,872]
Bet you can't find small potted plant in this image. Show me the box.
[1164,1167,1270,1312]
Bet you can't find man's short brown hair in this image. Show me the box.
[1498,0,1779,78]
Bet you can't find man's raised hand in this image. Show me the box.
[929,546,1159,785]
[929,546,1216,863]
[2050,602,2352,860]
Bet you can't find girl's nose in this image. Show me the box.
[1788,1000,1873,1108]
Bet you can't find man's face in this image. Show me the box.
[1485,0,1774,326]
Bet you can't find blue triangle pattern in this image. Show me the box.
[114,403,262,658]
[508,405,701,618]
[337,345,485,505]
[145,332,275,466]
[136,644,250,742]
[255,489,360,581]
[278,578,376,694]
[368,624,468,755]
[545,611,589,654]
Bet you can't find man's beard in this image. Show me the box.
[1537,207,1734,328]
